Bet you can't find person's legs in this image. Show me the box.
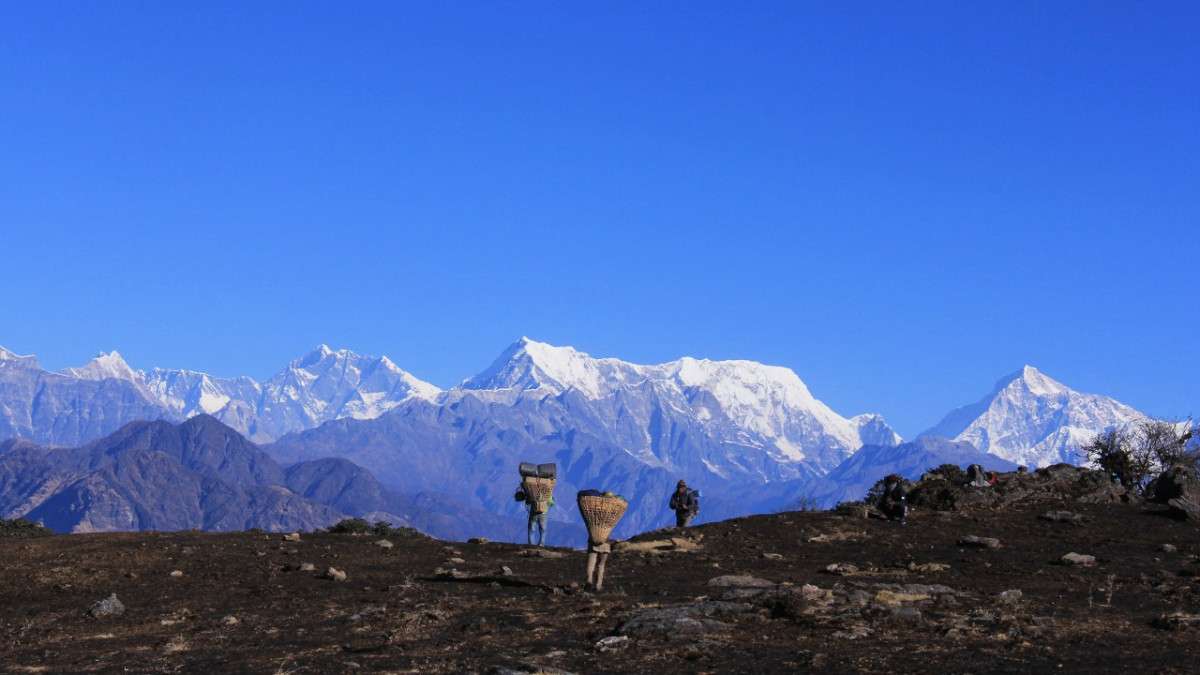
[586,551,598,587]
[594,553,608,591]
[527,514,536,545]
[676,511,692,528]
[535,513,547,546]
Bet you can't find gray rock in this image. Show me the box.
[375,539,394,549]
[1060,553,1096,567]
[998,589,1023,605]
[594,635,630,652]
[1039,511,1084,524]
[299,562,317,572]
[88,593,125,618]
[888,606,922,623]
[619,601,752,638]
[958,535,1001,549]
[325,567,348,581]
[1161,544,1178,553]
[707,575,775,588]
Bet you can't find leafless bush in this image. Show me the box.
[1079,418,1195,494]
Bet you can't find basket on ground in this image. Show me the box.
[577,492,628,545]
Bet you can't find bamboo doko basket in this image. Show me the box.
[521,476,556,511]
[577,493,628,545]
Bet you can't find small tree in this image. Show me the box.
[1079,418,1196,494]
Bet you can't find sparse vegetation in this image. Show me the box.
[1079,419,1195,494]
[327,518,419,538]
[0,518,53,538]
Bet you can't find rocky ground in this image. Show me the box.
[3,477,1200,673]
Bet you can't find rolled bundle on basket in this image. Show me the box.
[577,491,628,545]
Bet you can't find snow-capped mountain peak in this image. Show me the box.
[922,365,1146,467]
[0,346,40,369]
[462,337,645,397]
[460,338,901,474]
[63,351,144,384]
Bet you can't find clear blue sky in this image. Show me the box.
[1,2,1196,437]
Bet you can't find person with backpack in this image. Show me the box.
[878,474,908,525]
[515,485,553,546]
[669,480,699,528]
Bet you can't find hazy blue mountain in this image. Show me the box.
[0,347,173,447]
[0,416,510,539]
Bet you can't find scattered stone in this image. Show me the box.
[169,569,184,578]
[908,562,951,573]
[447,557,466,564]
[325,567,348,582]
[807,530,866,544]
[875,590,931,606]
[998,590,1023,606]
[299,562,316,572]
[468,537,489,545]
[375,539,394,549]
[221,615,240,626]
[88,593,125,619]
[519,549,567,559]
[619,601,751,637]
[283,532,301,542]
[762,552,783,560]
[1156,612,1200,630]
[958,535,1001,549]
[615,537,702,554]
[888,606,922,623]
[1040,511,1085,524]
[824,563,859,576]
[1060,553,1096,567]
[499,565,514,577]
[707,575,775,588]
[1161,544,1178,553]
[594,635,630,652]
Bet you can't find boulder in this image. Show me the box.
[325,567,348,582]
[375,539,394,549]
[88,593,125,619]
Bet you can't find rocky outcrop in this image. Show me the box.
[906,464,1135,512]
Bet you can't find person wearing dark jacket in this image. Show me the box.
[669,480,698,528]
[879,474,908,524]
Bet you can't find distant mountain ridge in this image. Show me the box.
[0,345,441,446]
[0,415,520,540]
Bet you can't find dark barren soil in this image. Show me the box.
[3,500,1200,674]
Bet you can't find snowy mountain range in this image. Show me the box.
[1,344,440,445]
[0,338,1156,541]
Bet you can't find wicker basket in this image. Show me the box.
[521,476,556,511]
[577,493,628,545]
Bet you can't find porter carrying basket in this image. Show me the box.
[521,476,556,512]
[577,491,628,546]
